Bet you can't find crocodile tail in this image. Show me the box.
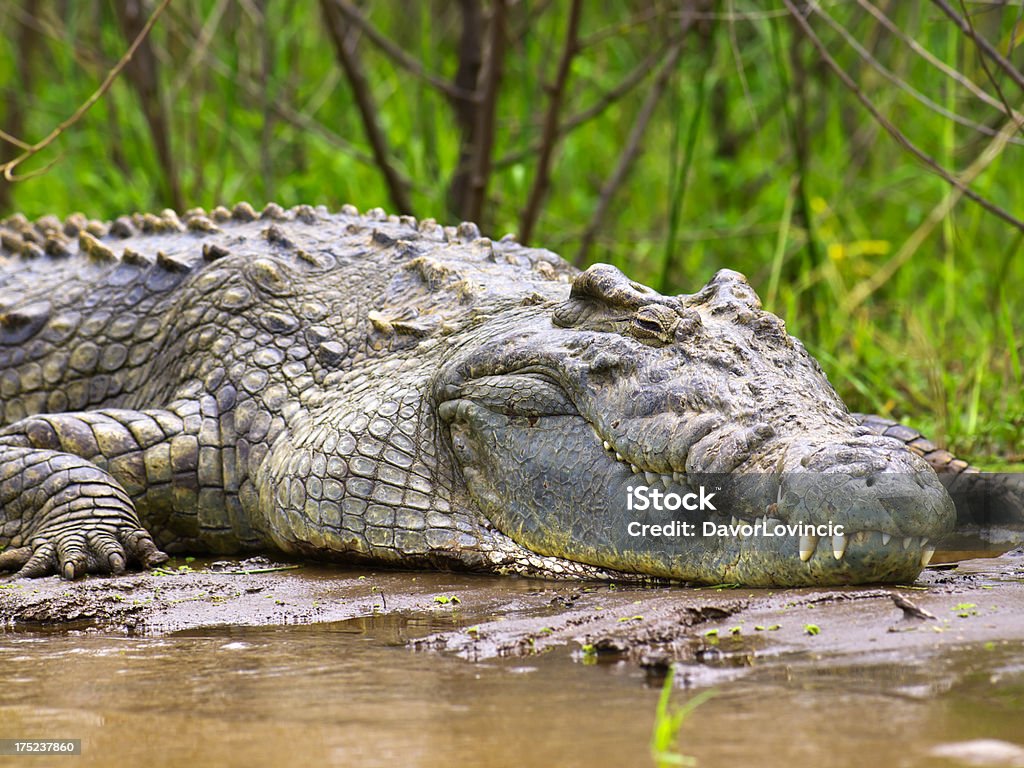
[851,413,980,475]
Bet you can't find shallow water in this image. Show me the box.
[2,607,1024,768]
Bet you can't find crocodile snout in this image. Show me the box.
[777,435,956,570]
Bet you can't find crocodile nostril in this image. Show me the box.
[866,476,876,488]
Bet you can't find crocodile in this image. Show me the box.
[0,202,962,586]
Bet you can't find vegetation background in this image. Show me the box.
[1,0,1021,466]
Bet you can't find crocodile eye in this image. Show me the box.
[630,305,677,343]
[634,317,663,334]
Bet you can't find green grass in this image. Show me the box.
[649,667,715,768]
[1,2,1021,465]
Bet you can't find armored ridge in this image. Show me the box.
[0,202,955,585]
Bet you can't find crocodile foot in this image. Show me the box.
[0,446,168,579]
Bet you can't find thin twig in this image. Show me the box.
[494,39,671,171]
[326,0,476,102]
[519,0,583,244]
[115,0,183,210]
[955,0,1019,135]
[931,0,1024,93]
[162,15,388,175]
[660,28,714,292]
[574,39,685,267]
[320,0,414,214]
[726,0,758,129]
[1011,2,1024,59]
[0,128,32,152]
[810,2,1024,144]
[784,0,1024,232]
[1,0,173,182]
[259,0,274,201]
[843,103,1024,311]
[464,0,507,224]
[573,3,662,50]
[168,0,230,99]
[509,0,557,44]
[447,0,484,217]
[857,0,1018,120]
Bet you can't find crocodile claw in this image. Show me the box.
[0,517,167,580]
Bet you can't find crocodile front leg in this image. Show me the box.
[0,402,239,579]
[0,444,167,578]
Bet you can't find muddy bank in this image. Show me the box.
[2,551,1023,669]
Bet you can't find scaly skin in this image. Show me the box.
[0,203,957,585]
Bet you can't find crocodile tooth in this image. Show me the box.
[920,547,936,567]
[631,464,640,474]
[661,474,672,486]
[644,471,657,485]
[902,537,914,550]
[603,441,611,451]
[832,532,847,560]
[881,533,891,545]
[799,534,819,562]
[615,452,625,462]
[673,471,682,483]
[731,516,740,527]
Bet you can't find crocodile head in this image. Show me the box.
[435,264,955,586]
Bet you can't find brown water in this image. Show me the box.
[2,610,1024,768]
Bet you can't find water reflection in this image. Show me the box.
[1,615,1023,767]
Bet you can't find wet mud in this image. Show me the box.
[2,551,1023,666]
[2,551,1024,767]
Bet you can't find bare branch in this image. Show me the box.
[844,104,1024,311]
[519,0,583,244]
[463,0,507,224]
[931,0,1024,93]
[857,0,1022,121]
[954,0,1019,134]
[167,0,230,100]
[811,2,1024,144]
[326,0,477,102]
[447,0,484,216]
[494,39,671,171]
[0,6,41,211]
[574,39,684,267]
[320,0,414,214]
[784,0,1024,233]
[1,0,173,182]
[160,12,387,176]
[114,0,183,210]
